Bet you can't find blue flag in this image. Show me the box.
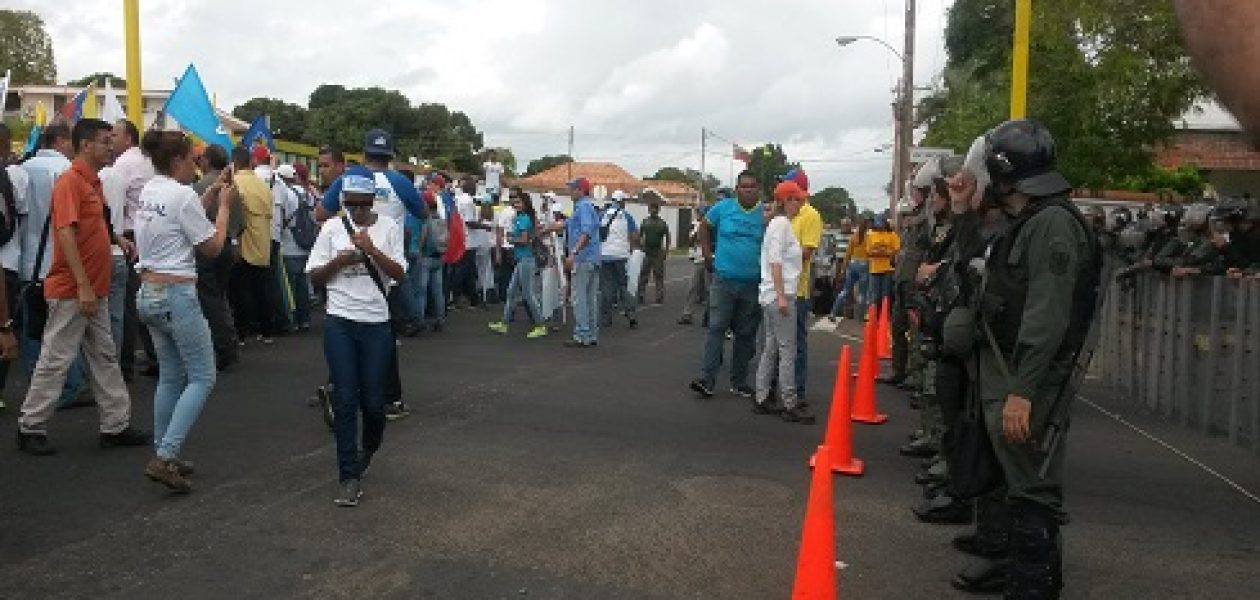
[23,125,41,156]
[242,114,276,152]
[163,64,233,150]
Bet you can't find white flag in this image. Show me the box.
[101,79,127,123]
[0,70,9,113]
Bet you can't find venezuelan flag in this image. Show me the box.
[57,82,99,122]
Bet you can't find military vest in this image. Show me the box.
[980,196,1101,357]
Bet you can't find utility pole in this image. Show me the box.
[891,0,916,219]
[567,125,574,181]
[699,127,706,206]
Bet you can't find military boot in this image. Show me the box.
[1006,501,1063,599]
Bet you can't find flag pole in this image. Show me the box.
[124,0,143,127]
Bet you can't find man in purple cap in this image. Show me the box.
[563,177,601,347]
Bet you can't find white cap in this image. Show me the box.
[611,189,628,201]
[276,164,297,180]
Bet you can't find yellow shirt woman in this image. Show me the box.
[864,230,900,275]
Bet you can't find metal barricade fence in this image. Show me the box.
[1093,274,1260,454]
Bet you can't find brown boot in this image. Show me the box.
[145,456,192,494]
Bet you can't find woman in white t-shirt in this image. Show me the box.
[753,181,815,424]
[135,131,235,493]
[305,174,406,507]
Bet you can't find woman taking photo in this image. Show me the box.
[489,190,548,338]
[828,218,871,322]
[753,181,814,424]
[135,131,235,493]
[306,174,406,507]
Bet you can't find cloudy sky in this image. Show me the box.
[15,0,953,209]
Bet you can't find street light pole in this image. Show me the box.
[897,0,917,219]
[836,1,917,218]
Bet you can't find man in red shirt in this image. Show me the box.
[17,119,150,456]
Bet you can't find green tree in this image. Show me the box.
[811,187,858,225]
[67,72,126,88]
[478,147,517,177]
[232,97,308,141]
[0,10,56,85]
[524,154,573,176]
[918,0,1206,189]
[747,144,800,197]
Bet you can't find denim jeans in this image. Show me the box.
[571,261,600,344]
[795,297,811,398]
[138,282,216,460]
[283,255,311,328]
[829,259,869,318]
[109,254,128,356]
[867,272,893,312]
[698,276,762,388]
[323,315,393,482]
[503,255,542,325]
[411,255,445,324]
[599,259,637,321]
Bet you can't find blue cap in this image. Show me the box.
[363,128,394,158]
[873,214,888,227]
[342,174,376,196]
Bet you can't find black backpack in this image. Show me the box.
[0,166,19,246]
[282,183,318,251]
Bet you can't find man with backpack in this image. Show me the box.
[406,190,448,332]
[598,190,639,329]
[276,164,317,331]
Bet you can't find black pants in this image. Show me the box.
[196,243,239,363]
[494,250,515,304]
[0,269,19,389]
[890,280,912,378]
[122,237,156,374]
[450,251,478,306]
[232,260,283,337]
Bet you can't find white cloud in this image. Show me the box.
[11,0,953,201]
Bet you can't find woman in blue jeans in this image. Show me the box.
[403,192,446,332]
[306,174,406,507]
[134,131,235,493]
[828,219,870,321]
[489,190,548,338]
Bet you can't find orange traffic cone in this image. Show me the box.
[793,445,838,600]
[811,346,864,476]
[877,297,892,360]
[852,308,888,424]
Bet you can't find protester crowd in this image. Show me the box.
[0,119,681,506]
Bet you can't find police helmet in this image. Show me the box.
[1182,203,1212,229]
[1109,207,1133,230]
[1154,204,1184,228]
[983,119,1072,197]
[1118,225,1146,249]
[1210,197,1249,223]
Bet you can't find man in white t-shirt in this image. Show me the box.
[599,190,640,328]
[255,147,296,331]
[276,164,314,330]
[450,175,488,308]
[482,152,504,198]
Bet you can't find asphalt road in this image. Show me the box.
[1,256,1257,599]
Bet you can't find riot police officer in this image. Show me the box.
[954,119,1102,599]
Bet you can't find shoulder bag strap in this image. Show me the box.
[32,213,52,282]
[339,214,388,298]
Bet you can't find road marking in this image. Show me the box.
[1079,395,1260,507]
